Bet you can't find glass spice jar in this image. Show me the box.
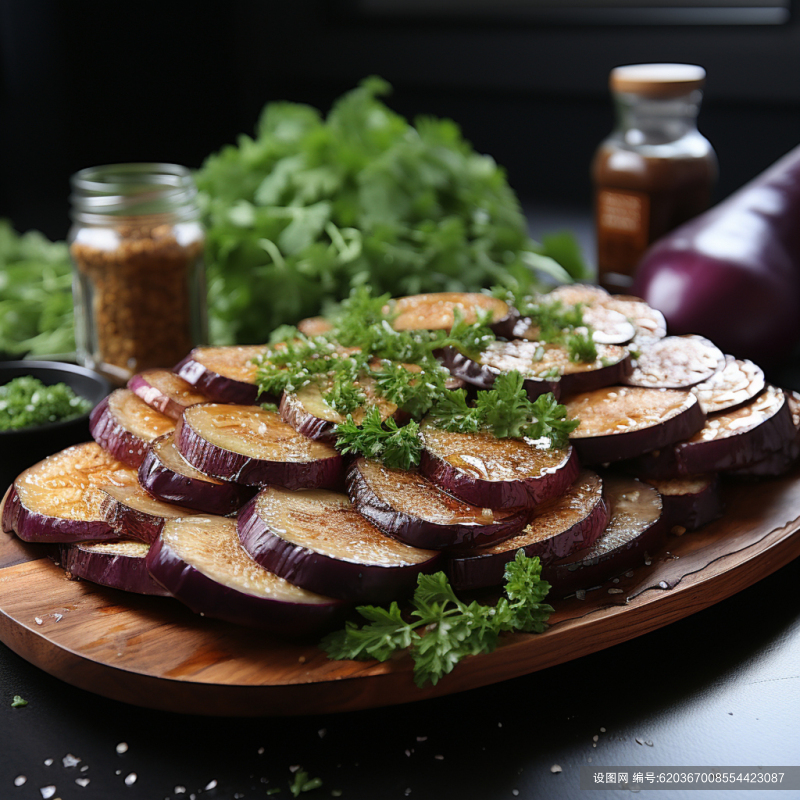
[69,163,207,384]
[592,63,717,292]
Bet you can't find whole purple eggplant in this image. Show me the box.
[632,145,800,368]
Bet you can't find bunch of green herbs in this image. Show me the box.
[0,221,75,358]
[196,77,589,344]
[322,549,553,687]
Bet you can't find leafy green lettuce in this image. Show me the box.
[196,77,587,345]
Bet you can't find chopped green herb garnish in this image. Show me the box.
[566,329,598,364]
[290,771,323,797]
[322,370,367,415]
[428,371,579,448]
[335,409,422,470]
[11,695,27,707]
[0,377,91,432]
[372,358,449,418]
[253,287,497,460]
[322,550,553,687]
[267,788,282,796]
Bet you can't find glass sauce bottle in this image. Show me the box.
[592,63,717,292]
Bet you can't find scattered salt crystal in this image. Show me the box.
[35,617,43,625]
[115,770,121,775]
[257,747,265,755]
[612,577,620,584]
[318,728,327,738]
[644,557,652,566]
[512,791,520,797]
[600,727,606,733]
[174,788,186,795]
[44,759,53,767]
[608,588,623,594]
[592,735,599,742]
[53,613,62,622]
[434,755,444,761]
[14,775,26,786]
[635,737,644,745]
[575,589,586,601]
[331,792,343,798]
[190,795,196,800]
[290,765,301,773]
[116,742,128,754]
[404,750,411,757]
[550,764,562,774]
[625,571,634,578]
[80,765,89,772]
[205,779,218,790]
[75,777,90,788]
[658,581,669,590]
[498,722,502,728]
[62,754,81,768]
[645,740,654,747]
[404,790,411,796]
[124,773,137,786]
[416,736,427,742]
[235,794,245,799]
[40,788,56,799]
[592,743,597,748]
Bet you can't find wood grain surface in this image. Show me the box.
[1,469,800,717]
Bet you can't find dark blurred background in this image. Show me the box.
[1,0,799,242]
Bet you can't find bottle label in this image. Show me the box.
[596,189,651,285]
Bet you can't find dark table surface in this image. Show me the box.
[2,207,799,800]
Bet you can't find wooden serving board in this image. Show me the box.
[2,470,800,717]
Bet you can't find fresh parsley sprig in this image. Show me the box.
[335,408,422,470]
[427,370,579,448]
[321,550,554,687]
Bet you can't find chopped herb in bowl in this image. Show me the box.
[0,376,92,432]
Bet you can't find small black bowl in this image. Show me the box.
[0,361,111,494]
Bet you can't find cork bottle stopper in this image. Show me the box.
[610,63,706,98]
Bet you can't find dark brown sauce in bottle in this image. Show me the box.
[593,64,717,292]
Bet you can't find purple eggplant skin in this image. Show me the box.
[632,145,800,368]
[138,436,254,516]
[488,306,523,339]
[542,507,667,598]
[237,496,442,604]
[676,392,795,475]
[279,391,337,443]
[173,352,265,406]
[345,459,532,551]
[1,483,118,543]
[570,398,706,465]
[99,494,163,544]
[441,347,561,401]
[89,395,148,468]
[146,533,347,637]
[127,372,201,421]
[174,413,344,491]
[447,491,610,592]
[60,543,171,596]
[420,444,580,510]
[646,476,724,532]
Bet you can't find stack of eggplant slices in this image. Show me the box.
[2,286,797,638]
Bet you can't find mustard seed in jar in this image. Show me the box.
[70,164,207,384]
